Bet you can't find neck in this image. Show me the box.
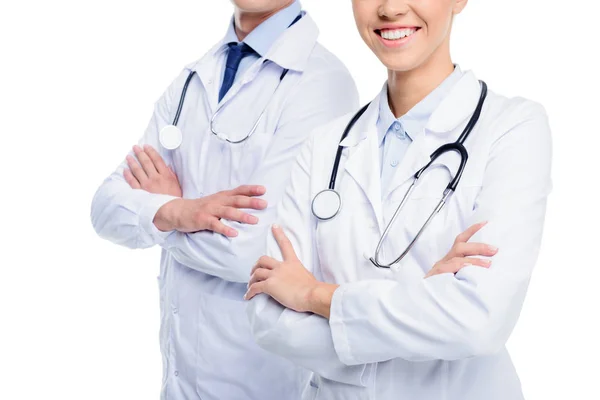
[387,47,454,118]
[234,1,294,41]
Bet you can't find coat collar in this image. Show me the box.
[424,70,483,134]
[182,11,318,111]
[340,70,482,148]
[337,70,484,226]
[187,11,318,75]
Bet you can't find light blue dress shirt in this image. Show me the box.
[377,65,464,196]
[221,0,302,89]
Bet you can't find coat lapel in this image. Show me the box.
[385,71,485,198]
[340,100,384,228]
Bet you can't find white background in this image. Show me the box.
[1,0,598,399]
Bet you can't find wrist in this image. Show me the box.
[154,198,183,232]
[307,282,339,319]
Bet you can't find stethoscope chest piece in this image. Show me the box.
[159,125,183,150]
[312,189,342,220]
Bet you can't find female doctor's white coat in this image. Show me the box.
[247,70,552,400]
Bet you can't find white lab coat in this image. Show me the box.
[247,70,552,400]
[91,13,358,400]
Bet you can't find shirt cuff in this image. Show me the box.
[138,193,179,244]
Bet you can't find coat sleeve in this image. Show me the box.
[158,66,359,283]
[90,70,188,249]
[328,101,553,364]
[246,131,374,387]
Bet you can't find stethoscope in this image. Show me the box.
[158,67,290,150]
[159,13,302,150]
[311,80,488,269]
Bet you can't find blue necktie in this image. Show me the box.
[218,42,256,102]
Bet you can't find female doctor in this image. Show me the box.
[245,0,552,399]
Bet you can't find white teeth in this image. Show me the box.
[380,28,417,40]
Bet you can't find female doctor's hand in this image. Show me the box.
[245,225,339,317]
[425,221,499,278]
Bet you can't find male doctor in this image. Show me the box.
[90,1,358,399]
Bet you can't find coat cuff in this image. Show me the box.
[329,283,360,366]
[138,193,179,244]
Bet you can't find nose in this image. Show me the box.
[379,0,410,18]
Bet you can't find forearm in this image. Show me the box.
[328,258,505,365]
[162,221,271,282]
[247,293,372,386]
[307,282,339,319]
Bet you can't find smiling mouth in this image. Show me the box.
[375,27,421,41]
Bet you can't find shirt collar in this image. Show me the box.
[221,0,302,57]
[376,65,464,147]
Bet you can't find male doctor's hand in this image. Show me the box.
[125,145,183,197]
[124,144,268,237]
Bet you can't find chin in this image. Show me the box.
[377,53,423,73]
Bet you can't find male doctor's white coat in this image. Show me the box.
[91,13,358,400]
[248,70,552,400]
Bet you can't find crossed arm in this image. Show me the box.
[245,103,551,379]
[90,66,359,282]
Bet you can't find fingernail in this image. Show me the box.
[243,291,249,300]
[482,259,492,266]
[249,216,259,224]
[273,224,280,229]
[488,245,498,252]
[462,263,473,268]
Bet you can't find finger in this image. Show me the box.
[132,145,158,177]
[216,206,259,224]
[446,257,492,273]
[251,256,279,275]
[229,184,267,197]
[272,224,298,262]
[126,154,148,184]
[123,168,141,189]
[454,221,488,244]
[426,257,492,279]
[225,195,268,210]
[207,218,238,237]
[168,166,179,179]
[244,281,267,301]
[453,242,499,258]
[143,145,169,175]
[248,267,272,287]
